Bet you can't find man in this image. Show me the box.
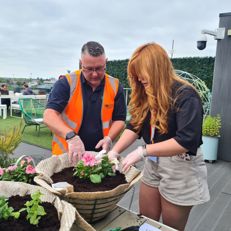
[0,84,10,109]
[44,41,126,164]
[22,83,34,95]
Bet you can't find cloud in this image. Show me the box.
[0,0,230,78]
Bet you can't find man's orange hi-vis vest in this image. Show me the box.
[52,70,119,155]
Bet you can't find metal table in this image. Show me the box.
[93,206,177,231]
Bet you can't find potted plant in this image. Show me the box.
[0,122,22,168]
[34,152,141,223]
[201,115,221,162]
[0,181,94,231]
[0,155,37,184]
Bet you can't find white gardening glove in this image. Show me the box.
[67,135,85,165]
[107,150,119,160]
[95,136,112,152]
[95,150,107,161]
[122,146,146,173]
[106,150,120,171]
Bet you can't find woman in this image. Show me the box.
[108,43,210,231]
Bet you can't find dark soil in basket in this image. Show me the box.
[0,195,60,231]
[51,167,127,192]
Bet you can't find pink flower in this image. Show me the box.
[25,165,36,174]
[81,152,96,167]
[20,160,26,166]
[0,167,4,176]
[25,157,33,163]
[7,165,17,172]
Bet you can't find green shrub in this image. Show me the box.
[0,122,22,167]
[202,115,221,137]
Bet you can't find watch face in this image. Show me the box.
[66,131,76,140]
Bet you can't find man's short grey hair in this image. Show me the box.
[81,41,105,57]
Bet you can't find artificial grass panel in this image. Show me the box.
[0,117,52,150]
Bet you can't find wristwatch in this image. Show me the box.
[65,131,76,140]
[141,144,148,157]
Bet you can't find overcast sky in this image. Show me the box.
[0,0,230,78]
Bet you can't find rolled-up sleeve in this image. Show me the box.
[112,83,127,121]
[46,78,70,113]
[174,93,203,155]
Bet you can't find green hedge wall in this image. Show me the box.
[107,57,215,90]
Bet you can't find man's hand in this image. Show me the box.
[67,135,85,164]
[95,136,112,152]
[122,146,145,172]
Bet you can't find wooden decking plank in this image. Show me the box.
[186,161,231,231]
[212,198,231,231]
[118,182,140,213]
[192,193,231,231]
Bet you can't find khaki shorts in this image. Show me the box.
[142,148,210,206]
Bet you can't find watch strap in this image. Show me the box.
[65,131,76,140]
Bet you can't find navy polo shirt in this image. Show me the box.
[47,73,126,151]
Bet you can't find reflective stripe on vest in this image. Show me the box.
[52,70,119,155]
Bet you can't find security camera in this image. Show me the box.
[197,28,225,50]
[197,34,207,50]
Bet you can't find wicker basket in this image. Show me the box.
[0,181,95,231]
[34,153,141,223]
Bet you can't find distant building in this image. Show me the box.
[43,78,56,84]
[34,83,54,94]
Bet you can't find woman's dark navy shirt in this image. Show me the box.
[47,73,127,151]
[127,82,203,155]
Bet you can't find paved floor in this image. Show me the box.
[13,141,231,231]
[13,142,51,164]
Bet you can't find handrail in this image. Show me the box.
[123,88,131,105]
[0,94,47,99]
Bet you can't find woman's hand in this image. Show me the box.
[122,146,145,172]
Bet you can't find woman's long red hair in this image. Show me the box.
[127,43,192,134]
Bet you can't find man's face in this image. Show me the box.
[80,53,107,89]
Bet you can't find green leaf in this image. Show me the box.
[12,211,20,219]
[22,191,46,226]
[108,172,116,176]
[90,174,102,183]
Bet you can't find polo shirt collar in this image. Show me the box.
[80,71,105,91]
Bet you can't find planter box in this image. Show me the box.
[202,136,219,162]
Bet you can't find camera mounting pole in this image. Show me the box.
[201,28,225,40]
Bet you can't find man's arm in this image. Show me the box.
[43,108,72,138]
[44,77,71,138]
[95,82,126,151]
[108,120,125,141]
[44,77,85,163]
[109,82,127,141]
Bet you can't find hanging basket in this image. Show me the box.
[0,181,95,231]
[15,154,36,167]
[34,153,141,223]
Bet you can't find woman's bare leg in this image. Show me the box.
[161,196,192,231]
[139,182,161,221]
